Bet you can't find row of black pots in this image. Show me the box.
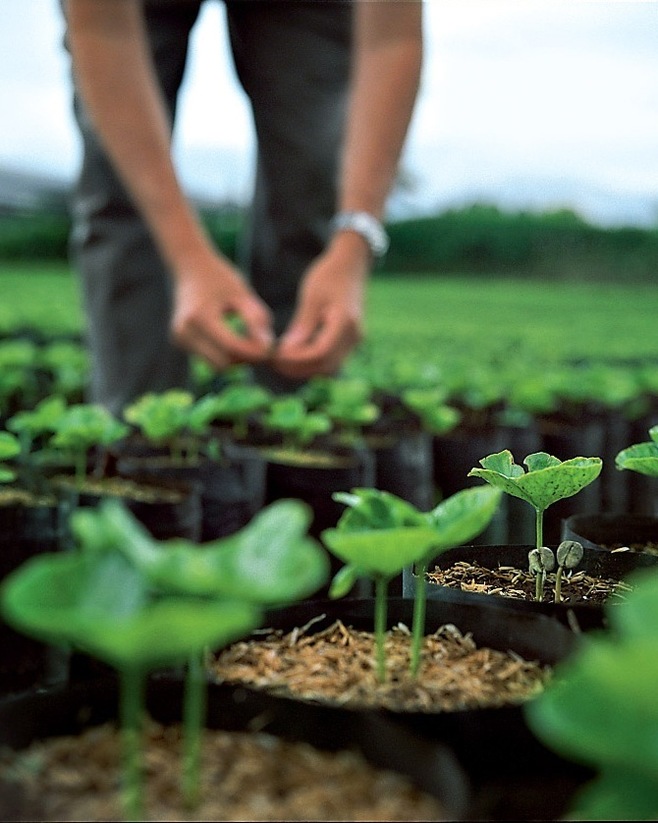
[0,598,593,822]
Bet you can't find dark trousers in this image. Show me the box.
[68,0,352,414]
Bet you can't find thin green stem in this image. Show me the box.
[555,565,564,603]
[535,507,544,551]
[183,652,207,810]
[119,666,146,823]
[374,576,389,683]
[410,560,428,678]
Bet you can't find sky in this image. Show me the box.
[2,0,658,226]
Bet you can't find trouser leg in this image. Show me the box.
[225,0,353,392]
[68,1,202,416]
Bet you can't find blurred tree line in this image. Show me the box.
[1,202,657,282]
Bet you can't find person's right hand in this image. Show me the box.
[171,254,275,371]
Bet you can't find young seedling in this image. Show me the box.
[528,546,555,602]
[124,389,196,462]
[323,484,502,679]
[48,403,130,488]
[554,539,584,603]
[315,377,380,446]
[321,490,439,683]
[189,384,272,441]
[1,497,327,820]
[261,395,332,450]
[468,450,602,552]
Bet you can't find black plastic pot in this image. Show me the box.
[366,428,435,512]
[432,425,509,545]
[59,474,203,543]
[223,597,591,821]
[0,493,73,698]
[563,513,658,555]
[402,543,658,632]
[263,443,375,538]
[0,674,470,822]
[117,440,266,541]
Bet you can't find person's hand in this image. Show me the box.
[171,253,275,371]
[273,235,370,379]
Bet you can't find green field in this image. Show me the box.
[1,262,655,367]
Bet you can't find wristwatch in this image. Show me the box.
[330,211,390,258]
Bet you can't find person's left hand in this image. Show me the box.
[272,235,370,379]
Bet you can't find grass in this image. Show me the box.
[0,262,655,366]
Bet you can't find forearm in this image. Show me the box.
[65,0,214,275]
[338,0,423,218]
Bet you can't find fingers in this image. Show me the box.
[273,308,362,379]
[172,293,275,371]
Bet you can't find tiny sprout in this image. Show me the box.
[555,540,584,603]
[528,546,555,602]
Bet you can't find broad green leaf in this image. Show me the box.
[321,526,440,578]
[427,486,502,550]
[93,499,329,604]
[469,451,602,512]
[1,549,260,670]
[616,441,658,478]
[526,637,658,774]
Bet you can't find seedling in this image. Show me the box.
[189,384,271,441]
[615,425,658,479]
[528,546,555,602]
[321,490,438,682]
[123,389,196,461]
[261,395,332,450]
[48,403,130,488]
[468,450,602,552]
[554,539,584,603]
[1,498,328,820]
[323,484,502,679]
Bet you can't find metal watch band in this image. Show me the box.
[330,211,390,258]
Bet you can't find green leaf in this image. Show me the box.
[427,486,502,551]
[526,637,658,775]
[469,451,602,512]
[321,526,440,578]
[95,498,329,605]
[616,441,658,478]
[1,548,260,670]
[568,767,658,821]
[329,564,362,599]
[332,488,429,532]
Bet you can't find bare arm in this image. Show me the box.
[274,0,423,378]
[64,0,274,370]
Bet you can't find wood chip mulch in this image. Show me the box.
[210,618,550,714]
[0,720,446,822]
[425,561,633,605]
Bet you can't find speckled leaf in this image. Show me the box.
[469,451,602,512]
